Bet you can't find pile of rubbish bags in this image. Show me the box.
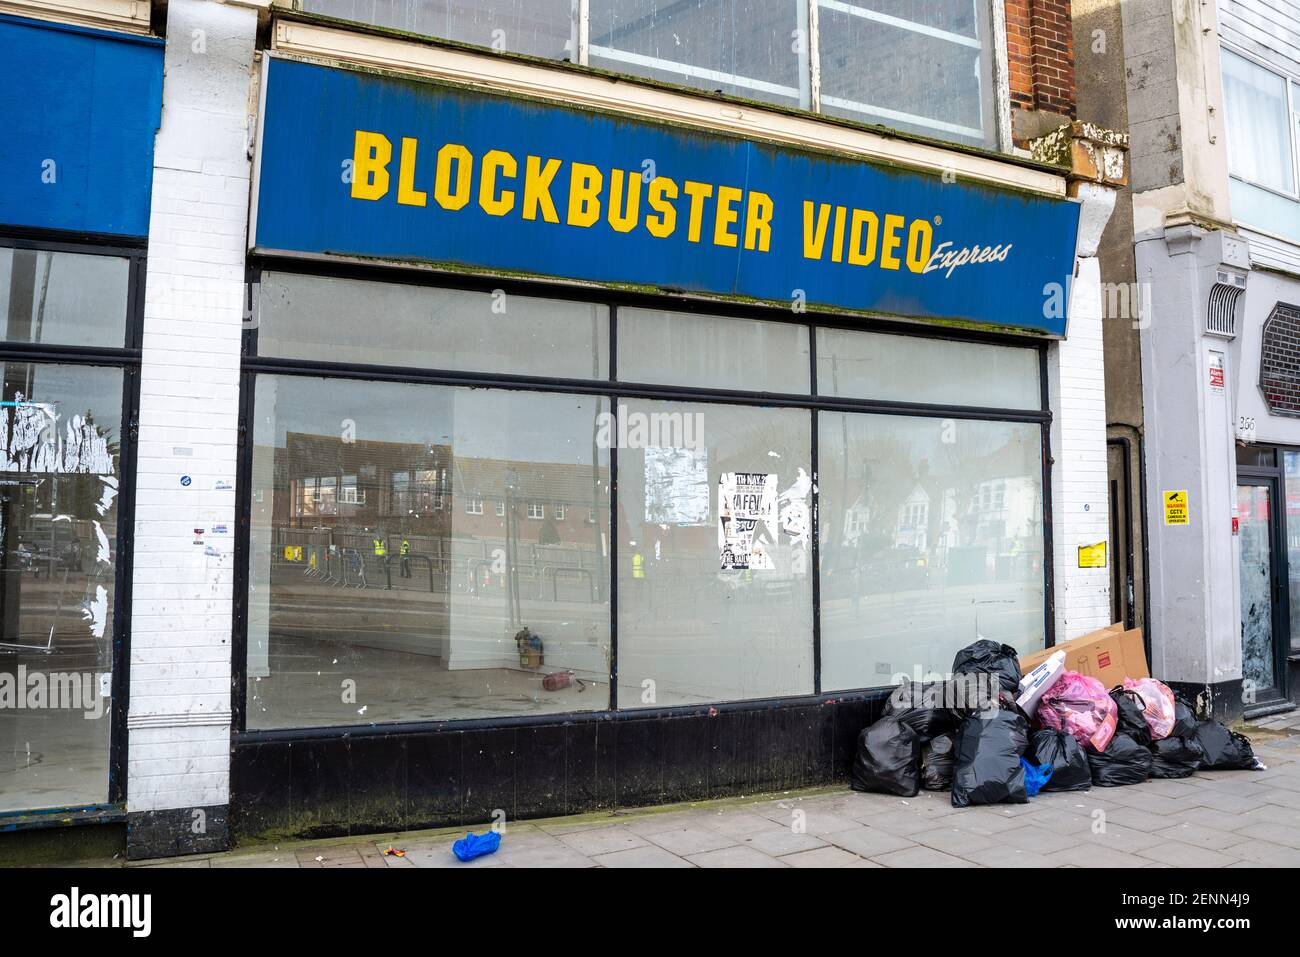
[853,640,1266,806]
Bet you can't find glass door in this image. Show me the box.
[1237,479,1286,706]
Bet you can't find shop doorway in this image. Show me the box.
[1235,474,1288,709]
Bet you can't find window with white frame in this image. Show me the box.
[297,0,1003,150]
[496,498,507,517]
[466,495,484,515]
[555,503,567,520]
[528,501,545,520]
[1221,47,1298,197]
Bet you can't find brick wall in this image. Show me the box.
[126,0,256,846]
[1259,303,1300,416]
[1006,0,1077,119]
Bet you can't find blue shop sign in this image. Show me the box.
[0,16,164,237]
[253,56,1080,336]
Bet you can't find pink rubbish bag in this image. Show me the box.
[1122,677,1176,741]
[1036,672,1117,753]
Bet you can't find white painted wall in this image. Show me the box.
[126,0,255,814]
[1048,254,1115,640]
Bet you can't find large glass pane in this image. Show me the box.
[589,0,806,109]
[301,0,576,60]
[1237,483,1278,695]
[1284,451,1300,654]
[819,412,1044,690]
[818,0,995,148]
[617,400,813,706]
[256,271,609,380]
[247,374,610,728]
[618,307,810,393]
[1221,48,1295,194]
[817,327,1040,409]
[0,247,130,348]
[0,362,123,813]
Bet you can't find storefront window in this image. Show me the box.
[618,307,810,393]
[616,399,814,706]
[1284,451,1300,653]
[818,412,1044,689]
[0,247,131,348]
[257,271,609,380]
[817,327,1041,409]
[301,0,576,60]
[246,374,610,728]
[0,362,123,813]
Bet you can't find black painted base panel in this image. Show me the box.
[231,693,887,844]
[127,805,230,860]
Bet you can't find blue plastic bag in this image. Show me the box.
[1020,757,1054,797]
[452,830,501,862]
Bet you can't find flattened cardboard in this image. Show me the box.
[1019,624,1148,688]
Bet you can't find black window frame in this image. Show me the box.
[0,225,145,817]
[234,255,1053,738]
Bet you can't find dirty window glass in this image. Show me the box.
[0,362,122,813]
[588,0,808,109]
[818,411,1045,691]
[618,307,810,393]
[246,373,610,728]
[301,0,577,60]
[616,399,813,706]
[818,0,996,148]
[0,247,130,348]
[256,271,609,380]
[816,327,1040,409]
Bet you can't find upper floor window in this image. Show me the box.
[296,0,1001,150]
[1221,47,1298,197]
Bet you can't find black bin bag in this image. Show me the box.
[1088,732,1153,786]
[1110,687,1153,747]
[921,733,955,791]
[852,716,922,797]
[1171,696,1198,738]
[1149,735,1204,779]
[950,708,1029,807]
[1189,720,1263,771]
[951,640,1022,696]
[884,681,958,742]
[1029,729,1091,792]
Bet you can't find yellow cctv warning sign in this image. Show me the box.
[1163,490,1189,526]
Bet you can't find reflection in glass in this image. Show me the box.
[1238,483,1277,695]
[0,363,122,813]
[819,412,1044,690]
[0,247,130,348]
[247,375,610,727]
[617,400,814,706]
[1286,451,1300,654]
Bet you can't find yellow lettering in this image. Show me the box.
[567,163,603,227]
[478,149,517,216]
[880,213,905,270]
[713,185,742,247]
[831,206,847,263]
[351,130,391,201]
[397,137,426,207]
[523,155,561,223]
[607,169,642,233]
[906,219,933,273]
[802,201,832,260]
[434,143,473,210]
[744,191,773,252]
[848,209,879,266]
[683,181,714,243]
[646,176,678,238]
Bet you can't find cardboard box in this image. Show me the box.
[1019,624,1148,689]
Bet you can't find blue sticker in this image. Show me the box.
[180,475,192,487]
